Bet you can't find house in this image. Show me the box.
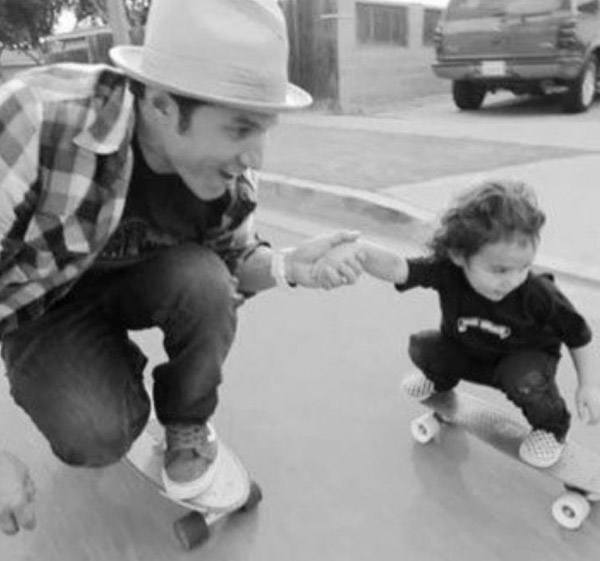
[283,0,449,111]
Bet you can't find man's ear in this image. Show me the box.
[146,88,174,119]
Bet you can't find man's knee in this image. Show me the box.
[162,245,237,317]
[51,416,145,468]
[47,395,149,468]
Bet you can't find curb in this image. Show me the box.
[259,172,600,289]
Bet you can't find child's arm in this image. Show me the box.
[359,241,409,284]
[312,240,408,288]
[569,342,600,424]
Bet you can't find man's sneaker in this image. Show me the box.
[519,429,565,468]
[401,371,435,401]
[161,422,220,500]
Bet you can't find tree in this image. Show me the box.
[0,0,68,62]
[67,0,151,32]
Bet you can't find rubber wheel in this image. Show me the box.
[552,492,591,530]
[240,481,263,512]
[410,412,441,444]
[563,58,597,113]
[452,80,486,110]
[174,511,210,550]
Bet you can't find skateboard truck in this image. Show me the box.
[409,389,600,531]
[127,418,262,550]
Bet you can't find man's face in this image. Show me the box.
[162,102,278,200]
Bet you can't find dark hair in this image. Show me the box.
[429,179,546,261]
[128,79,208,133]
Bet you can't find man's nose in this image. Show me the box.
[239,135,267,170]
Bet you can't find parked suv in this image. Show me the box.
[432,0,600,112]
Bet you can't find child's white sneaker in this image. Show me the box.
[401,371,435,401]
[519,429,565,468]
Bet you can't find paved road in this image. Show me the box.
[3,214,600,561]
[262,92,600,282]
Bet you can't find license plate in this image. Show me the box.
[480,60,506,76]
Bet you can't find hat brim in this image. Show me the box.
[110,46,313,114]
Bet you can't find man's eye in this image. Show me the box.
[231,127,252,138]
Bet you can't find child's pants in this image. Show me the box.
[408,329,571,440]
[1,244,240,467]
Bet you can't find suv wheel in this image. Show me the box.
[563,58,597,113]
[452,81,486,110]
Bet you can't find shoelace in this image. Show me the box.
[166,424,215,455]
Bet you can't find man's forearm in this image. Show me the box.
[235,246,277,293]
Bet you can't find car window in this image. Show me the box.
[446,0,569,19]
[506,0,567,14]
[577,0,598,13]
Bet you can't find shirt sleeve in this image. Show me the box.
[0,78,41,254]
[205,170,269,272]
[394,255,445,292]
[530,274,592,349]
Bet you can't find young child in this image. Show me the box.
[315,179,600,468]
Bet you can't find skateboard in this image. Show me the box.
[126,418,262,550]
[410,389,600,530]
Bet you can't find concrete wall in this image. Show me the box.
[336,0,448,111]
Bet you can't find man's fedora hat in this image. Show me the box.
[110,0,312,113]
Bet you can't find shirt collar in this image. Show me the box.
[74,87,134,154]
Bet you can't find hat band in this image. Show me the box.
[139,46,287,104]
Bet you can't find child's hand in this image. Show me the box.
[311,241,364,290]
[575,384,600,424]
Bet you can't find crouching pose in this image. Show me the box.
[0,0,365,536]
[314,179,600,468]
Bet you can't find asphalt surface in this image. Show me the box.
[260,93,600,286]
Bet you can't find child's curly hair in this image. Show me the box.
[429,179,546,260]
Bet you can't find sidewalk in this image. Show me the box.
[260,108,600,286]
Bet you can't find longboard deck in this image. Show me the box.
[126,418,251,513]
[421,390,600,497]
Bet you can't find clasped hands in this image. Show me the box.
[284,230,367,289]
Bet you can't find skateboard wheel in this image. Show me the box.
[174,511,210,550]
[552,492,591,530]
[410,413,440,444]
[241,481,263,512]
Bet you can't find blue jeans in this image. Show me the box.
[408,329,571,440]
[2,244,240,467]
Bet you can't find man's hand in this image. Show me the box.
[311,241,365,290]
[285,231,361,288]
[0,452,36,535]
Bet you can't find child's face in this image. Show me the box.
[452,235,537,302]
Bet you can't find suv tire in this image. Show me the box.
[563,57,597,113]
[452,81,487,110]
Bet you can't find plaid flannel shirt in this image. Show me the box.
[0,63,264,337]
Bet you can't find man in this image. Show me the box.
[0,0,363,534]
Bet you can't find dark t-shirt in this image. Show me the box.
[95,138,231,267]
[395,256,592,360]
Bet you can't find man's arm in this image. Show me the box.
[0,78,41,240]
[235,231,362,293]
